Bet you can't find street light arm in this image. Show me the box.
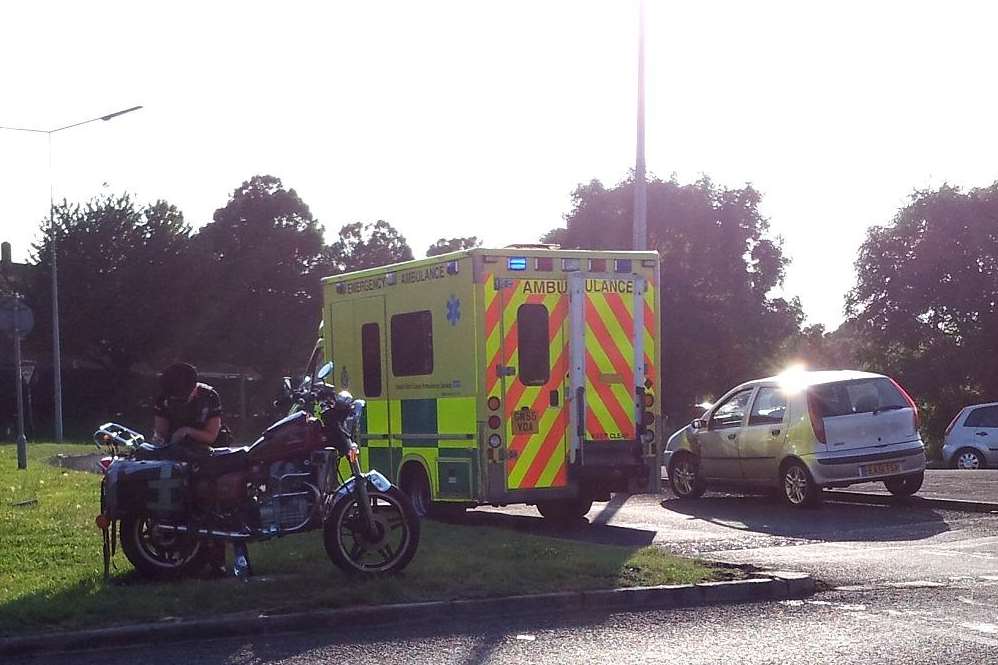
[0,105,143,134]
[52,105,143,133]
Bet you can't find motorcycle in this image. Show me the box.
[94,362,420,579]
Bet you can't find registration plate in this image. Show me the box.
[859,461,901,477]
[512,408,539,435]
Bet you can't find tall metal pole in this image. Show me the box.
[632,0,647,251]
[13,300,27,469]
[49,133,63,442]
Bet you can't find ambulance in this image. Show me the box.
[314,246,661,522]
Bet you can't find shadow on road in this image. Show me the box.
[438,508,657,547]
[661,492,951,543]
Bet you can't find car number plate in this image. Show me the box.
[512,408,539,435]
[860,461,901,477]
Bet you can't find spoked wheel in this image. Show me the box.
[119,514,207,579]
[324,486,420,575]
[668,452,706,499]
[955,449,985,470]
[780,461,822,508]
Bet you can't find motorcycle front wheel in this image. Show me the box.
[119,514,208,579]
[323,486,420,576]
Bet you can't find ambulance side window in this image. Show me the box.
[390,310,434,376]
[517,304,550,386]
[361,323,382,397]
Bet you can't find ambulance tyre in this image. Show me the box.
[119,514,208,579]
[536,497,593,523]
[400,464,433,519]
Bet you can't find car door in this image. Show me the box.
[697,388,754,480]
[739,385,789,483]
[963,405,998,455]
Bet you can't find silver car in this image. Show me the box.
[664,370,926,507]
[942,402,998,469]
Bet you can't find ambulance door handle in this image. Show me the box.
[550,390,559,407]
[576,387,585,436]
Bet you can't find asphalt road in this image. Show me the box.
[12,471,998,664]
[15,584,998,664]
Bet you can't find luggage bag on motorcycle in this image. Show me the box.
[102,459,191,519]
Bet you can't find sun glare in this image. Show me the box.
[777,364,810,394]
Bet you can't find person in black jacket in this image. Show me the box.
[153,362,229,577]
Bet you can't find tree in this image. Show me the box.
[775,322,861,372]
[188,175,325,378]
[30,193,192,376]
[545,175,802,429]
[324,220,413,273]
[846,183,998,443]
[426,236,481,257]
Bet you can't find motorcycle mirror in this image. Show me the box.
[317,361,335,381]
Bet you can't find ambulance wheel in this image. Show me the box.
[400,464,432,519]
[119,514,208,579]
[536,497,593,523]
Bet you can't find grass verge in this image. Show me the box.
[1,443,718,636]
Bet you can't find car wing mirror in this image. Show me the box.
[691,418,707,431]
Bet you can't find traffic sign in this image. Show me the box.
[0,296,34,336]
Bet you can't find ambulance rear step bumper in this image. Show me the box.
[572,440,648,494]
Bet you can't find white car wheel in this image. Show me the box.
[955,449,984,470]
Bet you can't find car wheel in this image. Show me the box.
[668,452,706,499]
[780,461,822,508]
[954,448,985,470]
[884,471,923,496]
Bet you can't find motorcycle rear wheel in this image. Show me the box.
[323,486,420,576]
[119,514,208,579]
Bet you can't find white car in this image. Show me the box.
[664,370,926,507]
[942,402,998,469]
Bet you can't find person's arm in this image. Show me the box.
[153,396,169,444]
[153,415,169,444]
[170,386,224,446]
[170,416,221,445]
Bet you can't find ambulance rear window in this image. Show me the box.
[391,310,434,377]
[517,304,550,386]
[361,323,382,397]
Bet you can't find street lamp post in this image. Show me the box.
[632,0,647,252]
[0,105,142,441]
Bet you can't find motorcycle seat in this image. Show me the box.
[194,446,250,476]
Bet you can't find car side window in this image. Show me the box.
[748,387,787,426]
[709,390,753,430]
[966,406,998,428]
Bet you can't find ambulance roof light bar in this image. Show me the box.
[507,257,528,271]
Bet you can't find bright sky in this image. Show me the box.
[2,1,997,329]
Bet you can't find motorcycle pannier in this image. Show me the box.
[103,459,190,519]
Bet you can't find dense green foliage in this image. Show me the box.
[846,183,998,442]
[426,236,482,256]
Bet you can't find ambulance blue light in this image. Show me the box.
[508,257,527,271]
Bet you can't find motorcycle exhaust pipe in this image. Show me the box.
[154,524,253,540]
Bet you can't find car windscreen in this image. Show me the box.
[808,378,908,417]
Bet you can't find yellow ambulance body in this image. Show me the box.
[320,246,661,520]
